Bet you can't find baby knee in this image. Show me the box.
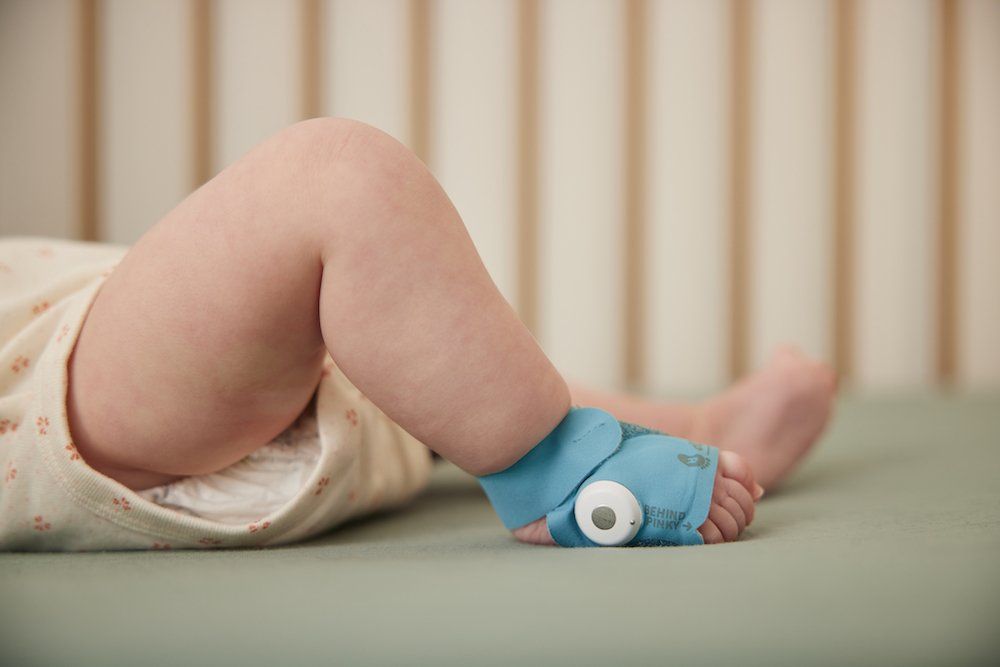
[272,118,446,239]
[280,117,424,189]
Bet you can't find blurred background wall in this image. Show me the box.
[1,0,998,396]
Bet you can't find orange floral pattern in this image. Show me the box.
[10,356,29,374]
[248,520,271,533]
[314,476,331,495]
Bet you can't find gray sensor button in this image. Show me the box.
[591,505,617,530]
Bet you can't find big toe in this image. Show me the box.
[718,450,761,498]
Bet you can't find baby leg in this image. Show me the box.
[69,118,569,490]
[570,345,838,489]
[67,118,754,543]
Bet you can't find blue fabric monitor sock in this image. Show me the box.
[477,407,718,547]
[477,408,624,531]
[546,434,717,547]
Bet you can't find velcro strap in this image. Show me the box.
[477,408,623,530]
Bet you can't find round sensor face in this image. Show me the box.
[591,505,616,530]
[574,480,643,546]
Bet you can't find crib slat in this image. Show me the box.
[324,0,411,147]
[645,0,730,395]
[536,0,625,388]
[516,0,540,333]
[749,0,834,370]
[214,0,301,172]
[191,0,214,190]
[301,0,323,121]
[0,1,79,239]
[958,0,1000,387]
[100,0,191,244]
[431,0,519,307]
[728,0,752,381]
[623,0,648,390]
[833,0,858,383]
[854,0,937,389]
[936,0,960,386]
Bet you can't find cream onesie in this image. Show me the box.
[0,237,431,551]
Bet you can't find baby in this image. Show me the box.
[0,119,836,550]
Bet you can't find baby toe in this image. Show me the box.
[723,476,755,526]
[698,518,725,544]
[708,503,740,542]
[722,496,747,533]
[512,518,556,545]
[718,450,759,498]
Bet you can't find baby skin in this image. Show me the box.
[66,119,835,547]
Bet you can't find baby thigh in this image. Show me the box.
[68,130,334,489]
[69,118,570,491]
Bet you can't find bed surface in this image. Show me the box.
[2,394,998,666]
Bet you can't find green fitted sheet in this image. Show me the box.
[2,394,999,666]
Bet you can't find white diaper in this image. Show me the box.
[138,411,325,525]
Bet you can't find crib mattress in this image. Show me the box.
[1,394,998,666]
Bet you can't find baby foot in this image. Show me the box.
[691,345,837,489]
[697,450,761,544]
[511,450,760,546]
[512,515,556,545]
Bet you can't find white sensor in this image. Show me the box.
[573,480,643,546]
